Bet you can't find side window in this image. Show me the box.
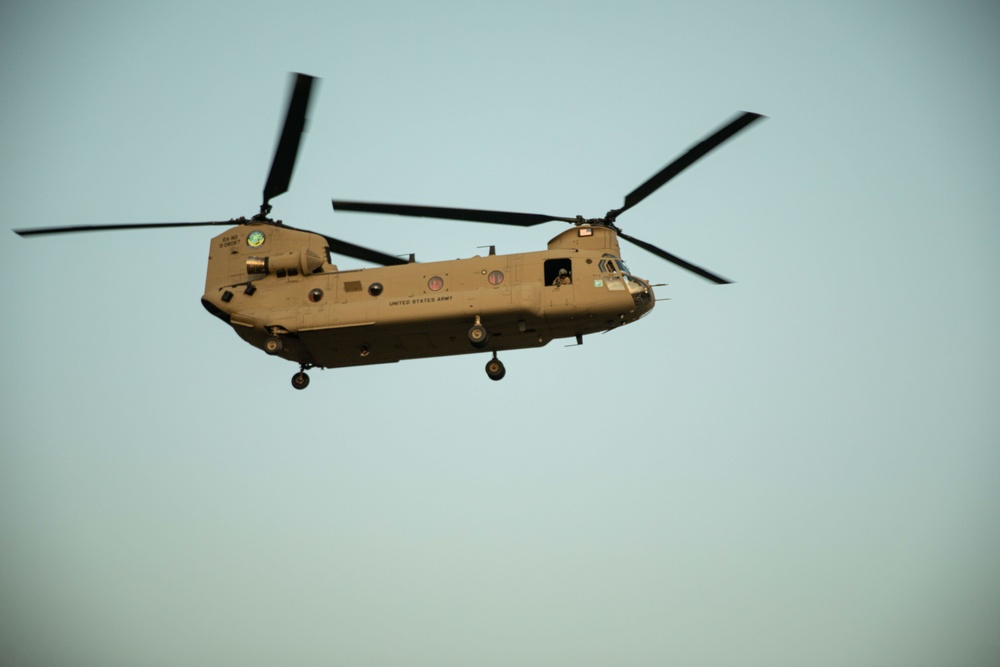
[544,258,573,286]
[601,256,627,291]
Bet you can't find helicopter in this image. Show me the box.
[14,73,764,390]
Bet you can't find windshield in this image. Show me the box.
[599,257,631,275]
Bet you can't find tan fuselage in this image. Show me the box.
[201,223,654,369]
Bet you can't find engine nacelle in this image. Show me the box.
[204,223,333,303]
[246,248,325,277]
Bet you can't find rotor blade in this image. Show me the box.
[313,232,407,266]
[333,200,575,227]
[279,223,408,266]
[617,230,731,284]
[14,220,238,237]
[621,111,765,214]
[262,73,316,208]
[321,235,409,266]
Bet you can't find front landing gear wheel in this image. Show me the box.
[485,356,506,381]
[265,336,283,355]
[291,371,310,390]
[468,324,489,348]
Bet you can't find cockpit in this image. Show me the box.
[599,256,633,276]
[600,255,653,310]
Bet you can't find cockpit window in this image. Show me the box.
[599,258,631,275]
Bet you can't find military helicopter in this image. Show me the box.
[15,73,764,390]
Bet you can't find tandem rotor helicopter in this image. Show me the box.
[15,73,764,390]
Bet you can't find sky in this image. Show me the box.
[1,1,998,665]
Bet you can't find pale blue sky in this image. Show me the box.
[2,2,998,666]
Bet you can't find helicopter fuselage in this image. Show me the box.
[201,222,655,370]
[14,72,760,389]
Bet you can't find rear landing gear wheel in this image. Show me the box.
[265,336,283,355]
[485,355,506,381]
[468,324,489,348]
[291,371,310,390]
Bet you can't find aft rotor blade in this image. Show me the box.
[262,73,316,209]
[333,200,575,227]
[322,235,408,266]
[279,223,408,266]
[617,230,731,284]
[621,111,765,214]
[14,220,237,237]
[323,236,407,266]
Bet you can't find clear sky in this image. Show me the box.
[2,2,998,665]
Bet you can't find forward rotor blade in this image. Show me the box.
[617,230,731,284]
[262,73,316,209]
[333,200,575,227]
[14,220,237,237]
[621,111,765,214]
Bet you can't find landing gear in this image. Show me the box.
[468,319,489,348]
[485,354,506,381]
[291,363,313,390]
[291,371,310,390]
[265,336,283,355]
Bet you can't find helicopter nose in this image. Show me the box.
[627,277,655,316]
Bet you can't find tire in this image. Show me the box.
[485,358,506,381]
[468,324,489,348]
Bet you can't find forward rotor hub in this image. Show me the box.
[573,214,623,233]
